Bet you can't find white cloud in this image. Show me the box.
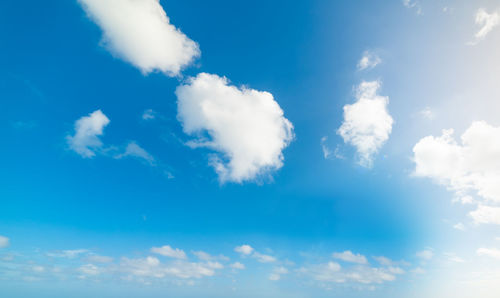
[420,107,435,119]
[120,257,218,279]
[269,266,288,281]
[78,0,200,76]
[142,109,156,120]
[78,264,101,276]
[470,8,499,45]
[338,81,393,167]
[0,236,9,248]
[47,249,89,259]
[230,262,245,270]
[192,251,228,262]
[176,73,294,183]
[444,252,465,263]
[67,110,110,158]
[470,205,500,225]
[453,222,466,231]
[115,141,156,166]
[86,255,113,263]
[413,121,500,224]
[357,51,381,71]
[151,245,187,259]
[234,245,254,256]
[416,249,434,261]
[253,252,276,263]
[332,251,368,264]
[402,0,422,15]
[321,136,332,159]
[477,247,500,260]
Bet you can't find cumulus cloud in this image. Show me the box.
[357,51,381,71]
[176,73,294,183]
[477,247,500,260]
[230,262,245,270]
[0,236,9,248]
[470,8,499,45]
[413,121,500,224]
[337,81,393,167]
[332,251,368,264]
[67,110,110,158]
[78,0,200,76]
[115,141,156,166]
[234,245,254,256]
[151,245,187,259]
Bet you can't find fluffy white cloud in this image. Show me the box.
[176,73,294,183]
[357,51,381,71]
[332,251,368,264]
[0,236,9,248]
[151,245,187,259]
[78,0,200,76]
[115,141,156,166]
[234,245,254,255]
[477,247,500,260]
[67,110,110,158]
[470,205,500,225]
[253,252,276,263]
[338,81,393,167]
[470,8,499,45]
[120,257,218,279]
[413,121,500,224]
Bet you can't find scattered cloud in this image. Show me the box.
[444,252,465,263]
[86,255,114,263]
[253,252,276,263]
[420,107,435,120]
[151,245,187,259]
[0,236,9,248]
[402,0,422,15]
[321,136,332,159]
[332,251,368,265]
[357,51,381,71]
[338,81,393,167]
[413,121,500,224]
[192,251,228,262]
[453,222,466,231]
[477,247,500,260]
[269,266,288,281]
[78,0,200,76]
[115,141,156,166]
[78,264,101,276]
[67,110,110,158]
[47,249,89,259]
[469,8,499,45]
[176,73,294,183]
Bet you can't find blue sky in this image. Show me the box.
[2,0,500,297]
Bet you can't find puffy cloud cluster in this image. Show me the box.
[78,0,200,76]
[413,121,500,224]
[67,110,110,158]
[338,81,393,167]
[176,73,294,183]
[470,8,499,45]
[234,244,276,263]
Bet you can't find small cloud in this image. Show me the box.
[416,249,434,261]
[357,51,381,71]
[402,0,422,15]
[453,223,466,231]
[419,107,434,120]
[230,262,245,270]
[115,141,156,166]
[67,110,110,158]
[332,251,368,265]
[411,267,426,274]
[234,245,254,256]
[477,247,500,260]
[142,109,156,120]
[469,8,499,45]
[444,252,465,263]
[253,252,276,263]
[269,267,288,281]
[0,235,10,248]
[151,245,187,259]
[86,255,113,263]
[47,249,88,259]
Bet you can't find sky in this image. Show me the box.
[1,0,500,297]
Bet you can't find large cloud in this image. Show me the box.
[67,110,110,158]
[78,0,200,76]
[413,121,500,224]
[176,73,294,183]
[337,81,393,167]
